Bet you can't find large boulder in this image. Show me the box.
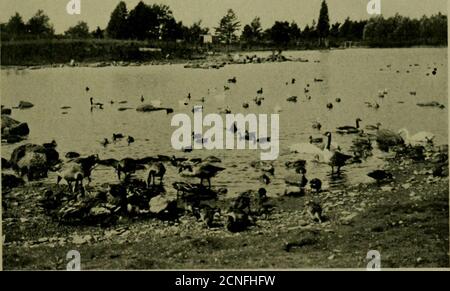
[18,101,34,109]
[16,151,48,180]
[10,143,59,171]
[1,116,30,143]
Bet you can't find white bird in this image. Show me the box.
[398,128,435,146]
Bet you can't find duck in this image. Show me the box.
[291,78,296,84]
[287,96,298,103]
[337,118,362,134]
[326,103,333,110]
[312,121,322,131]
[242,102,249,109]
[398,128,435,146]
[179,162,225,189]
[127,136,135,146]
[141,95,145,103]
[112,133,125,142]
[228,77,237,84]
[257,88,263,95]
[367,170,393,184]
[90,97,104,109]
[146,162,166,187]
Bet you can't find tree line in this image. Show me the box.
[1,0,447,48]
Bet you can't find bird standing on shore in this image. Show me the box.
[127,136,135,146]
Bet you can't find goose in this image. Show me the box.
[335,98,342,103]
[90,97,104,109]
[187,93,192,100]
[326,103,333,110]
[179,162,225,189]
[310,178,322,193]
[56,162,85,193]
[71,154,99,184]
[314,78,324,82]
[127,136,135,146]
[65,152,81,159]
[292,78,296,84]
[257,88,263,95]
[224,86,230,91]
[141,95,145,103]
[337,118,362,134]
[323,132,352,174]
[115,158,138,180]
[398,129,435,146]
[309,136,324,144]
[146,162,166,187]
[101,138,110,147]
[242,102,249,109]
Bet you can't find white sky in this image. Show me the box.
[0,0,447,33]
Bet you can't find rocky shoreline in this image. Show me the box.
[2,145,448,269]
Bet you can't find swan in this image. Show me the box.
[398,128,435,146]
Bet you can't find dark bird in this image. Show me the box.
[310,178,322,193]
[112,133,125,142]
[90,97,103,109]
[127,136,135,146]
[326,103,333,110]
[43,140,57,149]
[309,136,323,144]
[257,88,263,95]
[259,174,271,185]
[367,170,393,184]
[292,78,296,84]
[304,200,323,223]
[312,121,322,131]
[335,98,342,103]
[179,162,225,189]
[101,138,110,147]
[85,87,90,92]
[141,95,145,102]
[65,152,81,159]
[242,102,249,109]
[287,96,298,103]
[228,77,237,84]
[146,162,166,187]
[285,159,307,171]
[337,118,362,135]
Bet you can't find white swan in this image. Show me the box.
[398,128,435,146]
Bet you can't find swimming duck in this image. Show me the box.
[337,118,362,135]
[127,136,135,146]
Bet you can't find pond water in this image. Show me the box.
[1,48,448,197]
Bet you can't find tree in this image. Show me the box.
[330,22,340,38]
[183,20,209,43]
[269,21,291,48]
[106,1,129,39]
[127,1,154,40]
[289,21,301,42]
[317,0,330,45]
[26,10,54,38]
[6,13,26,39]
[65,21,90,38]
[215,9,241,45]
[241,17,262,44]
[92,26,104,39]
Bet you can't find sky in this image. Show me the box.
[0,0,447,33]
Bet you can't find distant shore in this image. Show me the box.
[1,44,447,71]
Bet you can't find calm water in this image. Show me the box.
[1,48,448,196]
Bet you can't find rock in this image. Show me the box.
[72,234,92,245]
[1,115,30,139]
[18,101,34,109]
[401,183,412,190]
[10,143,59,170]
[16,151,48,180]
[341,213,358,225]
[1,108,12,115]
[2,158,11,169]
[149,195,175,214]
[381,186,394,192]
[90,207,111,217]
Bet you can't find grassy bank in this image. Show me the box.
[2,155,448,270]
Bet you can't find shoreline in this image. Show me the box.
[1,46,447,71]
[2,148,449,269]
